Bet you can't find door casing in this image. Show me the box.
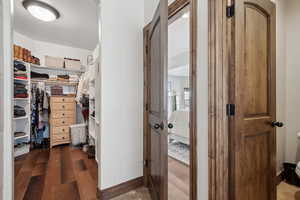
[143,0,198,199]
[1,0,14,199]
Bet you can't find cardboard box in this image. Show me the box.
[45,56,65,68]
[64,58,82,70]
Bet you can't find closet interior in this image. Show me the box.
[13,51,99,156]
[13,1,100,199]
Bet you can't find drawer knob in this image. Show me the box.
[62,129,65,131]
[62,121,65,124]
[62,137,65,139]
[62,113,65,116]
[62,105,65,108]
[62,99,65,102]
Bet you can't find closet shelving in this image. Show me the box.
[31,79,79,86]
[13,59,86,157]
[13,60,31,157]
[31,63,85,73]
[13,115,30,120]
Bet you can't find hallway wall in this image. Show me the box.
[0,2,3,199]
[284,0,300,164]
[100,0,144,189]
[274,0,287,172]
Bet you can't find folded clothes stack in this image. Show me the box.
[57,74,69,81]
[14,82,28,98]
[14,131,26,138]
[14,61,27,80]
[14,105,26,118]
[31,71,49,79]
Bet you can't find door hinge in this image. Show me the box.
[145,45,149,54]
[226,5,235,18]
[144,160,149,168]
[226,104,235,116]
[145,103,149,111]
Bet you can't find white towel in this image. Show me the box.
[296,162,300,178]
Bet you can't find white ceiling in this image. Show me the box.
[168,11,190,77]
[14,0,99,50]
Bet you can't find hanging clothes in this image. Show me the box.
[31,83,49,147]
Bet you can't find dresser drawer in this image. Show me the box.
[51,118,75,127]
[51,110,74,119]
[51,103,75,111]
[51,126,69,135]
[51,97,75,103]
[52,133,70,141]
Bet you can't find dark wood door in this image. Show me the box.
[230,0,277,199]
[147,1,168,200]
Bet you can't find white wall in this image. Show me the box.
[0,2,4,199]
[284,0,300,164]
[14,32,92,66]
[100,0,144,189]
[144,0,159,24]
[145,1,209,199]
[197,0,209,199]
[275,0,287,172]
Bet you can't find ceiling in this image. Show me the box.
[168,11,190,77]
[14,0,99,50]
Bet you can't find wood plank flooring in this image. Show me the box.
[168,157,189,200]
[15,147,189,200]
[14,145,98,200]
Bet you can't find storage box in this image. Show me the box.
[51,85,63,95]
[45,56,65,68]
[64,58,82,70]
[70,124,87,146]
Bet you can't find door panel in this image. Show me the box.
[150,25,162,113]
[244,5,269,116]
[232,0,276,199]
[148,1,168,200]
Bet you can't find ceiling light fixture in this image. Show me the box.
[23,0,60,22]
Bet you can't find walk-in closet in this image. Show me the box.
[13,0,100,199]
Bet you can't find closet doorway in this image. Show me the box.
[11,1,101,199]
[143,0,197,199]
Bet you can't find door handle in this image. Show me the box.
[271,121,284,128]
[153,123,164,130]
[168,123,174,129]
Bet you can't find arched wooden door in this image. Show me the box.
[230,0,278,199]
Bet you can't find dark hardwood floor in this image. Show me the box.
[14,145,98,200]
[168,157,189,200]
[15,146,189,200]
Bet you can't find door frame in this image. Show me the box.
[2,1,102,199]
[143,0,198,199]
[208,0,231,199]
[1,0,14,199]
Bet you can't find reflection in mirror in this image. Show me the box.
[168,7,190,200]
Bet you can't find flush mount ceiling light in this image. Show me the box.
[23,0,60,22]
